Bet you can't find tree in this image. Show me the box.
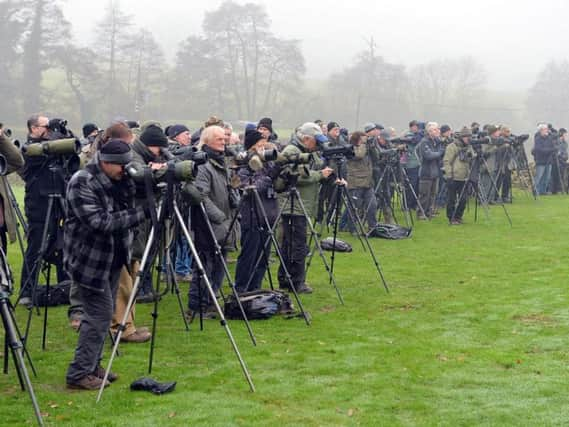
[20,0,71,114]
[527,60,569,126]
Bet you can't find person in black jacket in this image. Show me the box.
[19,114,70,305]
[533,123,556,195]
[234,130,280,293]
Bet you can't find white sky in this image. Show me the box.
[63,0,569,91]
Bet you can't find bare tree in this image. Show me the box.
[527,60,569,126]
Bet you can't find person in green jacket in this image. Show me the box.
[275,122,334,294]
[443,126,476,225]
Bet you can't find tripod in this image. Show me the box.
[451,148,513,226]
[19,163,68,351]
[97,185,255,402]
[0,248,43,426]
[327,157,389,293]
[231,177,311,325]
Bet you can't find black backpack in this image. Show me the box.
[368,223,412,240]
[224,289,295,320]
[32,280,71,307]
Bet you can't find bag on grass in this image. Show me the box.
[320,237,352,252]
[224,289,295,320]
[32,280,71,307]
[368,223,412,240]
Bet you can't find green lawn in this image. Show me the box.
[1,191,568,426]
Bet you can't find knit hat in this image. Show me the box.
[82,123,99,138]
[167,124,190,139]
[99,139,133,164]
[244,130,264,150]
[140,125,168,147]
[327,121,340,132]
[257,117,273,133]
[440,124,451,134]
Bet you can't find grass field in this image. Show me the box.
[1,191,568,426]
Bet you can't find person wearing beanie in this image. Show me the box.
[64,138,151,390]
[443,127,475,225]
[130,124,170,304]
[257,117,278,143]
[234,130,280,292]
[401,120,425,211]
[167,124,191,149]
[82,123,99,140]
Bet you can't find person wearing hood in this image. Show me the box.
[274,122,335,294]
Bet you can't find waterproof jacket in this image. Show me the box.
[192,146,238,250]
[275,137,328,217]
[0,133,24,243]
[443,140,475,181]
[401,131,422,169]
[237,161,279,229]
[533,133,556,165]
[346,143,373,189]
[417,136,444,179]
[63,157,146,292]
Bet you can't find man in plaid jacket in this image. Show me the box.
[65,139,151,390]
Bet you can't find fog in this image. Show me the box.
[2,0,569,132]
[64,0,569,91]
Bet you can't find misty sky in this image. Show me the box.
[64,0,569,91]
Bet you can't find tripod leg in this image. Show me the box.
[292,189,344,304]
[174,205,256,391]
[0,298,44,426]
[342,186,389,293]
[198,203,257,346]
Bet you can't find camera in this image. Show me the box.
[233,148,278,167]
[125,160,198,184]
[48,118,75,139]
[170,145,209,164]
[321,144,355,160]
[275,152,313,165]
[378,148,400,165]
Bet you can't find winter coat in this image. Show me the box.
[237,162,279,229]
[533,133,557,165]
[417,136,444,179]
[275,137,328,217]
[63,157,146,292]
[401,131,422,169]
[192,146,239,251]
[0,133,24,243]
[443,140,475,181]
[346,143,373,189]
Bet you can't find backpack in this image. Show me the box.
[368,223,412,240]
[320,237,352,252]
[224,289,295,320]
[32,280,71,307]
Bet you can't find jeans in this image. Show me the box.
[535,164,552,195]
[66,268,122,383]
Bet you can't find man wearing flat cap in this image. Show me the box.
[65,139,151,390]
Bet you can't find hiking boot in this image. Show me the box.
[120,329,151,344]
[93,365,118,383]
[296,284,313,294]
[67,374,110,390]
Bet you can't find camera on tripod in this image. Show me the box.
[275,152,313,165]
[170,145,209,164]
[233,148,278,167]
[321,144,355,160]
[378,148,400,165]
[125,159,199,185]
